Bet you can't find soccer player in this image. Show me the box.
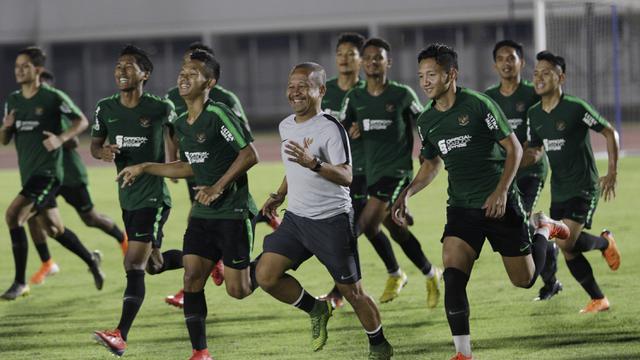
[1,46,104,300]
[117,50,259,360]
[91,45,183,356]
[391,44,569,360]
[524,50,621,313]
[485,40,561,301]
[256,62,393,359]
[342,37,440,306]
[26,70,128,286]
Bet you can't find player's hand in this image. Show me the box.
[193,185,223,206]
[348,123,361,139]
[42,131,63,151]
[482,189,508,219]
[599,172,617,202]
[284,139,315,169]
[261,192,285,219]
[101,144,120,162]
[116,164,144,188]
[63,136,80,150]
[391,189,410,226]
[2,110,16,128]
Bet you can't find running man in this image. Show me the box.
[1,46,104,300]
[524,50,621,313]
[256,62,393,359]
[392,44,569,360]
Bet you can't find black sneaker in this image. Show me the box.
[0,282,30,300]
[534,280,563,301]
[89,250,105,290]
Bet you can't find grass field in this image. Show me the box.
[0,158,639,360]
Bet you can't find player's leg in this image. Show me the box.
[1,194,36,299]
[27,216,59,285]
[182,253,215,359]
[219,218,254,299]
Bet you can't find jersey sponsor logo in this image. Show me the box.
[555,120,566,131]
[543,138,565,151]
[437,135,472,155]
[362,119,392,131]
[15,120,40,131]
[184,151,209,164]
[196,132,207,144]
[115,135,148,148]
[385,103,396,113]
[458,114,470,126]
[485,113,499,130]
[138,116,151,128]
[508,118,523,130]
[220,125,235,143]
[582,112,598,127]
[35,107,44,116]
[516,102,527,112]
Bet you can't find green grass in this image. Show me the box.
[1,158,639,359]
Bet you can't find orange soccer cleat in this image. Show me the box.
[189,349,213,360]
[94,328,126,356]
[533,212,570,240]
[166,289,185,308]
[29,259,60,285]
[600,230,620,271]
[580,297,610,314]
[450,352,473,360]
[210,260,224,286]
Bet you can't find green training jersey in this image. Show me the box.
[4,84,83,186]
[61,116,89,187]
[166,85,249,128]
[485,80,548,180]
[418,87,513,208]
[342,80,423,184]
[527,94,609,202]
[92,92,174,210]
[173,100,257,219]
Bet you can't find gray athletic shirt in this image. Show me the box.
[279,112,352,220]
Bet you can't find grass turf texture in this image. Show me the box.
[0,158,639,359]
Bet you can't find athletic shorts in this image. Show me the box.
[19,175,60,212]
[57,184,94,213]
[516,175,544,216]
[122,206,170,248]
[263,211,361,284]
[367,176,411,204]
[442,194,531,258]
[550,194,598,230]
[183,217,253,269]
[350,175,367,222]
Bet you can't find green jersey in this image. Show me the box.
[173,100,257,219]
[527,94,609,202]
[342,80,423,184]
[418,87,513,208]
[166,85,248,127]
[61,116,89,187]
[485,80,548,180]
[4,84,83,186]
[92,93,174,210]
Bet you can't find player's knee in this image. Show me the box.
[5,207,20,227]
[46,225,64,238]
[183,270,206,289]
[511,275,534,289]
[340,285,365,304]
[255,265,278,291]
[81,213,99,227]
[226,284,251,299]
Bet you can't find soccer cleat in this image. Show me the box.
[450,352,473,360]
[310,301,333,351]
[534,280,563,301]
[93,329,126,357]
[426,267,442,308]
[210,259,224,286]
[379,271,408,303]
[29,259,60,285]
[89,250,105,290]
[580,297,610,314]
[368,341,394,360]
[0,282,30,300]
[601,230,620,271]
[189,349,213,360]
[317,290,344,310]
[166,289,185,308]
[533,212,570,240]
[120,233,129,256]
[254,212,281,231]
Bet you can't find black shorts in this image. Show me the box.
[19,175,60,212]
[183,217,253,269]
[186,178,197,203]
[57,184,94,213]
[550,194,598,230]
[122,206,170,248]
[350,175,367,222]
[442,194,531,258]
[367,176,411,204]
[516,175,544,216]
[263,211,361,284]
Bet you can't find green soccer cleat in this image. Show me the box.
[310,300,333,351]
[369,341,394,359]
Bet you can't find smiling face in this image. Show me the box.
[177,60,213,100]
[114,54,149,92]
[14,54,40,85]
[287,68,325,117]
[336,42,361,76]
[418,57,455,100]
[533,59,564,96]
[494,46,524,81]
[362,45,390,78]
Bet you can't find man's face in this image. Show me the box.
[287,69,324,115]
[362,46,390,77]
[418,58,453,100]
[533,60,563,96]
[114,54,148,92]
[177,60,212,98]
[336,42,361,75]
[14,54,40,85]
[494,46,523,80]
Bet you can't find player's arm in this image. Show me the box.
[598,124,620,201]
[483,133,522,218]
[392,155,442,226]
[43,92,89,151]
[520,116,544,167]
[117,160,194,188]
[262,176,288,219]
[0,109,16,145]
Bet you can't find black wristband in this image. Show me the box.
[311,157,323,172]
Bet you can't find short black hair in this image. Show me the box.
[17,46,46,67]
[493,40,524,61]
[291,62,326,87]
[187,42,215,56]
[336,32,365,52]
[363,37,391,54]
[190,49,220,81]
[417,43,459,71]
[40,69,55,84]
[536,50,566,74]
[119,44,154,75]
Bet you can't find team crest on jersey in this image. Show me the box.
[516,102,526,112]
[196,132,207,144]
[457,114,470,126]
[555,120,566,131]
[35,107,44,116]
[385,103,396,113]
[139,116,151,128]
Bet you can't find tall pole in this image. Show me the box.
[611,4,623,147]
[534,0,547,53]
